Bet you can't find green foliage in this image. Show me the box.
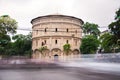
[0,34,11,47]
[115,8,120,20]
[83,22,100,38]
[109,8,120,40]
[102,8,120,53]
[38,46,47,57]
[63,43,71,55]
[109,21,120,39]
[100,32,117,53]
[0,46,4,55]
[39,46,47,53]
[81,22,100,54]
[80,35,100,54]
[11,33,32,56]
[0,15,18,56]
[0,15,18,34]
[0,15,32,57]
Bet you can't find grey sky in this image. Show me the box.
[0,0,120,34]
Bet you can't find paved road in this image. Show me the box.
[0,67,120,80]
[59,61,120,73]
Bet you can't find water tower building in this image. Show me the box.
[31,14,84,60]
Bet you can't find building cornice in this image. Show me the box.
[32,36,81,40]
[31,14,84,25]
[32,22,82,29]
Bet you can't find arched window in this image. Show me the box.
[44,40,46,44]
[75,30,77,34]
[45,28,47,32]
[75,39,77,46]
[55,40,57,44]
[36,40,38,46]
[67,28,68,32]
[55,28,58,32]
[36,30,38,35]
[66,40,69,43]
[41,42,44,46]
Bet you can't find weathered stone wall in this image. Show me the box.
[31,15,83,59]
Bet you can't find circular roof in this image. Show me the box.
[31,14,84,24]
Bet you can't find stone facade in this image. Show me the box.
[31,15,84,60]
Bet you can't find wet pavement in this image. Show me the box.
[0,67,120,80]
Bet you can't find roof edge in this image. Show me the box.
[31,14,84,24]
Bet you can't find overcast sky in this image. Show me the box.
[0,0,120,34]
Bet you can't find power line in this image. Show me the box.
[17,28,32,31]
[98,26,108,28]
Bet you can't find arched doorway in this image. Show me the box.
[51,48,61,55]
[73,49,79,55]
[42,49,50,57]
[63,49,72,56]
[51,48,61,60]
[73,49,80,58]
[54,54,59,61]
[33,49,40,58]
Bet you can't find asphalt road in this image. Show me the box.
[0,67,120,80]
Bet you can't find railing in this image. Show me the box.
[0,53,120,64]
[0,59,54,65]
[80,53,120,63]
[80,53,120,58]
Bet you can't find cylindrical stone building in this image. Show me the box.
[31,14,84,60]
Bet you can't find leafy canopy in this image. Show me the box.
[0,15,18,34]
[63,43,71,55]
[39,46,47,53]
[109,8,120,39]
[82,22,100,38]
[80,35,100,54]
[100,32,117,53]
[106,8,120,52]
[0,15,18,55]
[10,33,32,56]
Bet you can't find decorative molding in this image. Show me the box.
[32,36,81,40]
[32,22,82,29]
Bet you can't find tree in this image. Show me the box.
[0,15,17,34]
[39,46,47,57]
[39,46,47,53]
[100,32,117,53]
[0,34,11,55]
[0,34,11,47]
[108,8,120,51]
[63,43,71,55]
[0,15,18,55]
[80,22,100,54]
[82,22,100,38]
[80,35,100,54]
[11,33,32,56]
[4,42,17,56]
[109,8,120,42]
